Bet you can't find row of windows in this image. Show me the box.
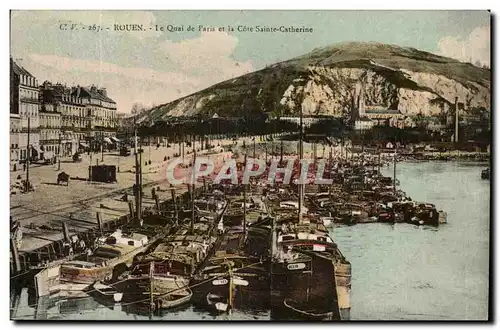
[58,105,117,119]
[40,131,61,140]
[10,122,21,131]
[15,147,59,160]
[20,103,39,117]
[42,145,59,153]
[20,88,38,100]
[60,133,87,140]
[20,75,37,87]
[60,104,86,117]
[88,99,115,109]
[61,96,83,105]
[88,107,116,119]
[40,116,60,127]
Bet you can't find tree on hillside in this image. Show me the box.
[131,102,147,115]
[413,113,430,131]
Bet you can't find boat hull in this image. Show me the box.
[59,245,148,285]
[124,274,190,295]
[271,253,344,321]
[334,260,351,321]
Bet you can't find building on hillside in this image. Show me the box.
[350,81,366,121]
[354,118,375,131]
[10,58,40,162]
[403,116,416,128]
[280,116,321,128]
[365,107,405,127]
[427,122,447,132]
[349,85,409,129]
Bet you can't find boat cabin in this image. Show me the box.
[97,230,149,248]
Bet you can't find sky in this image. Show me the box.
[10,10,491,114]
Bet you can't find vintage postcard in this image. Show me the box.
[9,10,491,321]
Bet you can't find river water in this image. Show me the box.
[10,161,490,321]
[334,160,490,320]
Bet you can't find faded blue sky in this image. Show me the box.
[10,10,491,112]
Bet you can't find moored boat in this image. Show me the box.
[122,233,216,310]
[59,230,150,285]
[283,299,335,321]
[86,281,123,304]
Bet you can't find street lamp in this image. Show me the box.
[101,130,104,162]
[58,132,61,170]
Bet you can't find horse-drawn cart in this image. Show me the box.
[73,152,82,163]
[57,172,70,185]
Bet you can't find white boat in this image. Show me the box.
[320,216,335,228]
[88,281,123,303]
[155,288,192,309]
[59,230,150,285]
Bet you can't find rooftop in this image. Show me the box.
[74,86,116,104]
[11,59,34,78]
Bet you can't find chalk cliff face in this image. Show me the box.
[141,42,490,122]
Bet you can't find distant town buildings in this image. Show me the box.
[10,58,40,163]
[280,116,322,128]
[350,83,416,130]
[10,58,119,167]
[354,118,375,131]
[10,113,21,164]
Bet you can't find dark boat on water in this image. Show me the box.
[269,204,351,321]
[283,299,335,321]
[191,193,272,315]
[481,168,490,180]
[269,105,351,321]
[117,187,226,312]
[120,230,216,311]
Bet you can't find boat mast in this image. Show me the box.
[243,153,247,241]
[134,117,142,225]
[191,149,197,234]
[298,103,304,224]
[25,117,30,193]
[280,138,284,163]
[253,137,256,159]
[377,145,381,175]
[393,144,397,196]
[227,261,234,314]
[149,261,155,314]
[361,129,365,198]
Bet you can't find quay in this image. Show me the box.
[10,132,451,321]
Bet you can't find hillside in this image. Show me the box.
[139,41,491,123]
